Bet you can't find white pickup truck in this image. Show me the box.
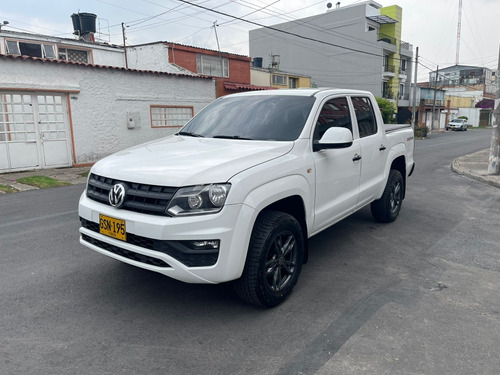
[79,88,414,307]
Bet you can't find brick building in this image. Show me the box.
[129,42,273,97]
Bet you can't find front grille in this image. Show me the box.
[81,218,219,267]
[86,173,177,216]
[81,234,171,268]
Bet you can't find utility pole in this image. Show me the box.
[411,46,419,129]
[456,0,462,65]
[488,45,500,175]
[431,65,439,133]
[122,22,128,69]
[213,21,224,77]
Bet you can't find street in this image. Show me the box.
[1,129,499,374]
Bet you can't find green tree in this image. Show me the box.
[375,97,396,124]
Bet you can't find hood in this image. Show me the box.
[91,135,294,186]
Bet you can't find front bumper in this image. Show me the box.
[78,192,255,284]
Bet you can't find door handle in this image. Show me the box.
[379,145,387,151]
[352,154,362,162]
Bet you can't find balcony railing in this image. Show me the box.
[400,41,413,51]
[424,99,445,106]
[383,91,394,100]
[399,67,407,75]
[383,64,395,73]
[378,33,396,46]
[398,93,410,100]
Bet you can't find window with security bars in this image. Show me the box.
[272,75,287,86]
[58,48,89,63]
[150,106,194,128]
[196,54,229,77]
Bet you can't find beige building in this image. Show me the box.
[251,67,311,89]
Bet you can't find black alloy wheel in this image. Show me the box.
[371,169,404,223]
[234,211,304,308]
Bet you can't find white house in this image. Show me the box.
[0,54,215,173]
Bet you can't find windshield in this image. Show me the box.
[453,119,465,123]
[179,95,315,141]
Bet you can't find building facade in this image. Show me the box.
[0,54,215,173]
[251,66,311,89]
[428,65,495,128]
[1,29,125,67]
[429,65,495,98]
[128,42,275,97]
[249,1,413,116]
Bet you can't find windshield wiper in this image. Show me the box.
[176,131,205,138]
[212,135,254,140]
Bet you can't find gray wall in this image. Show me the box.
[249,4,384,96]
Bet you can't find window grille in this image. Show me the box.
[150,106,194,128]
[58,48,89,63]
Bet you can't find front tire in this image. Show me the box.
[234,211,304,308]
[371,169,404,223]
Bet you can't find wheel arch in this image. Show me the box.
[258,195,309,264]
[390,155,406,199]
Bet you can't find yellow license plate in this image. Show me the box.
[99,214,126,241]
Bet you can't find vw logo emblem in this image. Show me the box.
[109,184,126,208]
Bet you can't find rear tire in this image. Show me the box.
[371,169,404,223]
[234,211,304,308]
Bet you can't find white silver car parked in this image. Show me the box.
[447,118,468,131]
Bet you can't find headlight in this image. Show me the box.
[166,184,231,216]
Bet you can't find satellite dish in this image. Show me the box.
[327,2,332,9]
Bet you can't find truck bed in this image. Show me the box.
[384,124,412,133]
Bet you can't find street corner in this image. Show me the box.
[452,149,500,188]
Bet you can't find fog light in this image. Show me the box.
[184,240,220,250]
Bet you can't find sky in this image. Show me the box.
[1,0,499,82]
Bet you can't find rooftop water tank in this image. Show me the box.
[71,12,97,35]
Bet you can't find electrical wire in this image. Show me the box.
[178,0,387,59]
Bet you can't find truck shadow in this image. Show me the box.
[81,205,393,316]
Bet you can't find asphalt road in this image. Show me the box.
[1,129,499,375]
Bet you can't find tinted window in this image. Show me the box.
[352,96,377,138]
[314,97,352,141]
[181,95,315,141]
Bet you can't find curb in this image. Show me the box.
[451,150,500,189]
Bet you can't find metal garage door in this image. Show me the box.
[0,92,72,173]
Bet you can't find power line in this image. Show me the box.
[177,0,385,59]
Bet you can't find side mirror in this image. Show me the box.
[313,127,353,151]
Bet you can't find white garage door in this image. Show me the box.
[0,92,72,173]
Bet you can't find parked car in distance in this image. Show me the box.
[447,118,468,131]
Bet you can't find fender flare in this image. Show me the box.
[228,174,313,279]
[376,144,407,199]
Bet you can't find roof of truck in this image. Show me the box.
[223,88,373,98]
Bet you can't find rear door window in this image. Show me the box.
[352,97,377,138]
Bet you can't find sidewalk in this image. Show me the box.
[1,149,499,193]
[451,149,500,188]
[0,166,90,192]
